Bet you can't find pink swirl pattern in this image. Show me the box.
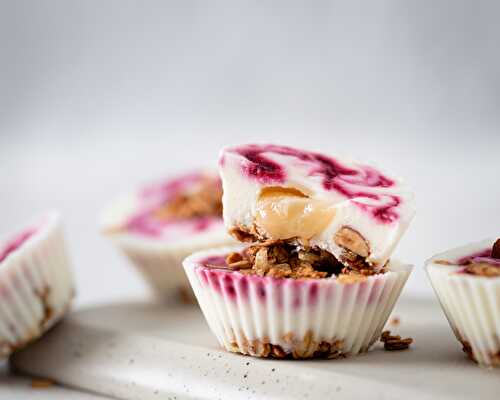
[455,248,500,267]
[196,253,386,307]
[222,144,402,224]
[0,227,37,263]
[125,172,223,238]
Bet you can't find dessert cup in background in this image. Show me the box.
[426,238,500,367]
[102,170,235,301]
[184,246,412,359]
[0,212,74,358]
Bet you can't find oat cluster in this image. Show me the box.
[228,330,345,359]
[154,177,222,220]
[225,239,378,280]
[435,239,500,277]
[228,223,380,279]
[462,238,500,277]
[463,263,500,277]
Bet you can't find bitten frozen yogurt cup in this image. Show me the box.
[0,212,74,358]
[102,170,235,300]
[220,144,415,272]
[426,238,500,367]
[184,245,412,359]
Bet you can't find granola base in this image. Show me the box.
[226,330,347,359]
[457,335,500,366]
[154,176,222,220]
[224,237,384,281]
[458,337,476,363]
[0,286,74,358]
[228,225,378,274]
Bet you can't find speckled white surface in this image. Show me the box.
[0,363,107,400]
[9,298,500,400]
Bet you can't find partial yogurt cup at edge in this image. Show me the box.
[426,238,500,367]
[0,212,74,357]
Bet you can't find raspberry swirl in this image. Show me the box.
[0,228,37,263]
[222,144,402,224]
[125,171,224,238]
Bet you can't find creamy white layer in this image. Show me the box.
[220,144,415,269]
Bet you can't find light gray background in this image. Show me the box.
[1,0,499,306]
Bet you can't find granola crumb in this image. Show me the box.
[219,239,384,279]
[434,259,453,265]
[336,272,367,284]
[459,338,475,362]
[380,330,413,351]
[153,176,222,220]
[31,378,54,388]
[463,262,500,277]
[178,287,196,304]
[338,249,376,273]
[228,227,257,243]
[226,252,243,264]
[238,239,344,279]
[228,331,345,359]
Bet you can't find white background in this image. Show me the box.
[1,0,499,307]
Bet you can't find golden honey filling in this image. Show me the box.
[255,186,336,241]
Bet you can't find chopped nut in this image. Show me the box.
[334,227,370,258]
[492,238,500,259]
[217,238,383,279]
[31,379,54,388]
[254,248,270,276]
[267,264,292,278]
[228,260,252,269]
[339,250,376,272]
[228,227,257,242]
[380,330,413,351]
[153,176,222,220]
[434,259,453,265]
[272,346,287,358]
[463,262,500,277]
[226,252,243,264]
[460,338,475,361]
[298,251,320,263]
[390,316,400,326]
[336,273,367,284]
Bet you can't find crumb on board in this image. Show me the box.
[31,378,54,388]
[380,330,413,351]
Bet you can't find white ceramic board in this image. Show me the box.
[11,298,500,400]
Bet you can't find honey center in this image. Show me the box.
[255,187,335,240]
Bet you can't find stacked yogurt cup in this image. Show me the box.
[183,144,415,359]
